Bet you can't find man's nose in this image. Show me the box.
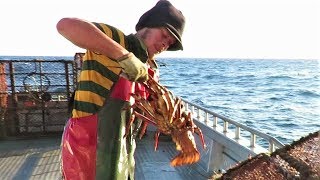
[161,41,169,51]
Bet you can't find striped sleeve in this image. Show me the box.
[72,23,126,118]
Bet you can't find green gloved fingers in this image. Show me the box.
[117,53,148,82]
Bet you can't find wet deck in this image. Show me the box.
[0,132,209,180]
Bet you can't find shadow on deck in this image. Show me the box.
[0,135,61,180]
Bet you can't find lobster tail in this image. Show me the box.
[170,130,201,166]
[170,150,200,167]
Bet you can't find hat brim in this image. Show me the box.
[166,25,183,51]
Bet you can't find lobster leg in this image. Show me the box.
[134,111,157,126]
[124,111,156,138]
[168,98,182,123]
[154,131,161,151]
[185,111,207,149]
[130,95,154,116]
[124,113,136,138]
[138,121,149,139]
[194,127,207,149]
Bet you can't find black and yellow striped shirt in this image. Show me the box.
[72,23,148,118]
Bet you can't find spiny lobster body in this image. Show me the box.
[125,76,206,167]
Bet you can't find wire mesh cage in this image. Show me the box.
[0,58,79,137]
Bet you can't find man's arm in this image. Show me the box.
[57,17,148,82]
[56,17,128,60]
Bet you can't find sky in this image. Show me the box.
[0,0,319,59]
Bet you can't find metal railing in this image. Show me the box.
[182,98,284,153]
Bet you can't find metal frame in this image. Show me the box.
[0,59,77,137]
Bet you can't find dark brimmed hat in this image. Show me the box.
[136,0,185,51]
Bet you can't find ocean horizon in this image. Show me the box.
[0,55,319,61]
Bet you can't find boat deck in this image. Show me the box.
[0,136,61,180]
[0,132,210,180]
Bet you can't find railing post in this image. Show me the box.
[0,62,7,138]
[250,133,256,147]
[205,112,209,124]
[223,121,228,133]
[235,127,240,139]
[269,140,275,153]
[213,116,218,127]
[9,62,19,135]
[197,108,201,120]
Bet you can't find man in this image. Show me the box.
[56,0,185,179]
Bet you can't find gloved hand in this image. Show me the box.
[117,52,148,82]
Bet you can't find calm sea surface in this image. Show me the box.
[1,56,319,145]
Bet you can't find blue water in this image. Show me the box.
[157,58,320,145]
[1,56,319,145]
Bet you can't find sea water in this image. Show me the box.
[1,56,319,145]
[158,58,320,145]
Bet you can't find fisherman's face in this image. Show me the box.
[140,27,176,57]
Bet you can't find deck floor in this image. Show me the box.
[0,132,209,180]
[0,136,61,180]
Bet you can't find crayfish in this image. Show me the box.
[124,75,206,167]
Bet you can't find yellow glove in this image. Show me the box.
[117,52,148,82]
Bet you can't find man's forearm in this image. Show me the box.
[56,17,128,59]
